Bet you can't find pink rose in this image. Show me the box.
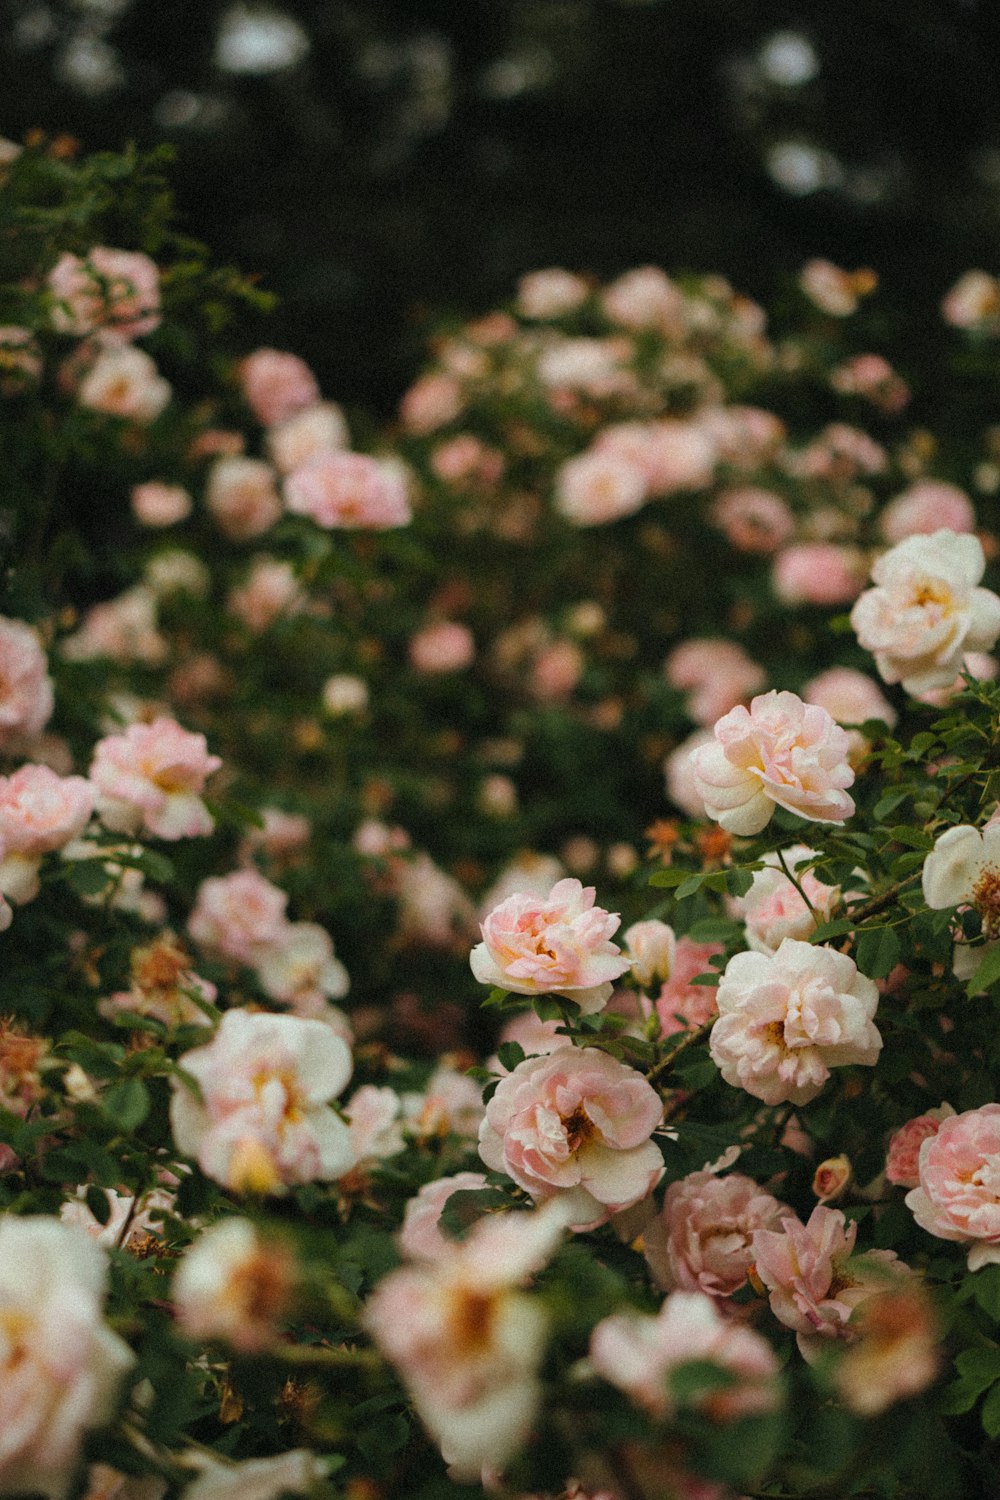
[654,937,722,1038]
[227,557,305,633]
[886,1105,955,1188]
[399,372,463,434]
[600,265,685,333]
[170,1009,354,1194]
[471,876,631,1013]
[478,1046,663,1222]
[595,420,716,496]
[0,1218,134,1500]
[0,764,94,904]
[364,1202,567,1480]
[130,481,192,528]
[690,689,855,836]
[206,457,282,541]
[90,716,221,841]
[48,247,161,343]
[664,728,713,817]
[710,938,882,1106]
[61,586,166,667]
[879,481,976,544]
[284,451,412,529]
[905,1104,1000,1269]
[399,1171,490,1260]
[172,1217,294,1353]
[238,348,320,427]
[531,639,584,701]
[188,868,289,966]
[798,259,876,317]
[699,405,786,467]
[771,543,865,606]
[942,270,1000,329]
[802,666,897,730]
[0,617,54,748]
[732,845,840,955]
[830,353,909,413]
[590,1289,780,1420]
[253,920,350,1014]
[429,434,505,487]
[409,621,475,674]
[791,422,887,481]
[516,268,590,319]
[664,638,766,727]
[710,486,795,554]
[643,1169,788,1297]
[266,402,348,473]
[77,346,171,423]
[752,1204,903,1359]
[553,450,647,526]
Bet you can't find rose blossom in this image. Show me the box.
[834,1280,939,1416]
[879,481,976,544]
[0,764,95,904]
[664,728,713,817]
[399,371,463,434]
[753,1204,906,1360]
[90,716,221,840]
[553,450,648,526]
[710,486,795,554]
[205,456,282,541]
[886,1105,956,1188]
[470,876,631,1013]
[48,247,161,343]
[601,265,685,332]
[904,1104,1000,1269]
[643,1169,788,1297]
[266,401,348,473]
[61,586,166,667]
[77,346,171,424]
[689,690,855,836]
[98,930,216,1029]
[798,259,877,317]
[345,1084,406,1167]
[430,433,505,486]
[516,268,590,319]
[664,639,765,726]
[284,450,412,528]
[589,1290,780,1420]
[622,919,676,989]
[170,1008,354,1195]
[710,938,882,1106]
[531,639,584,701]
[172,1217,295,1352]
[399,1171,491,1260]
[921,822,1000,979]
[130,481,192,528]
[655,937,723,1037]
[803,666,897,732]
[732,845,840,955]
[253,920,350,1016]
[830,353,910,413]
[409,620,475,674]
[238,348,320,427]
[941,270,1000,329]
[850,529,1000,695]
[181,1451,323,1500]
[478,1045,663,1223]
[364,1201,568,1479]
[0,1217,135,1500]
[0,617,53,748]
[227,557,305,633]
[772,543,865,606]
[188,868,289,966]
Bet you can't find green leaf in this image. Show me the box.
[974,1264,1000,1321]
[874,787,912,820]
[496,1041,525,1072]
[686,917,743,943]
[675,874,706,900]
[808,918,855,943]
[85,1184,112,1225]
[966,944,1000,997]
[648,867,691,888]
[982,1378,1000,1437]
[854,925,902,979]
[102,1077,150,1132]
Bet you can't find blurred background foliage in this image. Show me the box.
[2,0,1000,412]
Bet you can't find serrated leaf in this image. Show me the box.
[854,925,902,979]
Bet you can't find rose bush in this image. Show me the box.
[7,131,1000,1500]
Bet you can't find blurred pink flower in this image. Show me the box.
[710,486,795,554]
[90,716,220,841]
[665,638,766,726]
[654,937,722,1038]
[886,1106,955,1189]
[284,451,412,528]
[409,621,475,674]
[239,348,320,427]
[206,457,282,541]
[879,481,975,544]
[130,481,192,528]
[0,617,54,749]
[48,247,161,343]
[77,346,170,424]
[398,1171,490,1261]
[188,868,289,966]
[643,1169,787,1297]
[772,543,865,606]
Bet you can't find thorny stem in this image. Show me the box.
[646,1018,715,1089]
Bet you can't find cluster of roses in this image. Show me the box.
[8,132,1000,1500]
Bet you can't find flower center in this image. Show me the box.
[973,865,1000,939]
[561,1104,595,1152]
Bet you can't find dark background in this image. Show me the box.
[3,0,1000,413]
